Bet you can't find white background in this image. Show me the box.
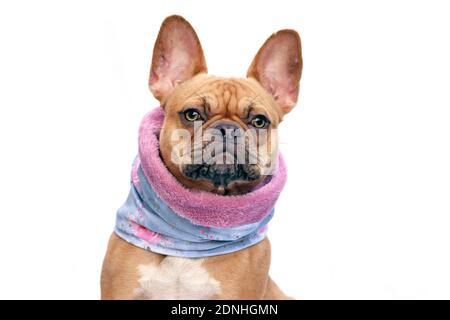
[0,0,449,299]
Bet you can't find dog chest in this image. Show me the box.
[134,256,221,299]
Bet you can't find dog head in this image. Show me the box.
[149,15,302,195]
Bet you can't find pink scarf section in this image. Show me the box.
[138,107,287,228]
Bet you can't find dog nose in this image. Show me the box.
[214,123,240,137]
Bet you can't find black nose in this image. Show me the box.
[214,123,240,137]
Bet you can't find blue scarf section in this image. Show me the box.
[115,160,273,258]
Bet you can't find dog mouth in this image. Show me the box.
[182,163,261,193]
[175,126,272,194]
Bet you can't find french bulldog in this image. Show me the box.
[101,15,302,299]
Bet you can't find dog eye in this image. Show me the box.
[250,115,269,128]
[183,108,202,122]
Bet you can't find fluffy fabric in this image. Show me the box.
[114,107,287,257]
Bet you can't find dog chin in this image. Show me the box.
[180,163,262,195]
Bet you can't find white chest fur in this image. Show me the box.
[135,257,221,299]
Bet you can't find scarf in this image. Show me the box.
[114,107,287,258]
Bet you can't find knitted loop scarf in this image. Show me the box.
[115,107,287,258]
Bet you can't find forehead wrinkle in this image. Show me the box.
[221,84,231,110]
[232,79,271,111]
[182,79,221,100]
[179,82,221,112]
[231,78,263,98]
[225,83,239,116]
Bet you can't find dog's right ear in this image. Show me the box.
[149,15,207,102]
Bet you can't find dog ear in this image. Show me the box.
[149,15,207,102]
[247,30,302,115]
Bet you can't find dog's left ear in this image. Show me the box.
[247,30,302,115]
[149,15,207,102]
